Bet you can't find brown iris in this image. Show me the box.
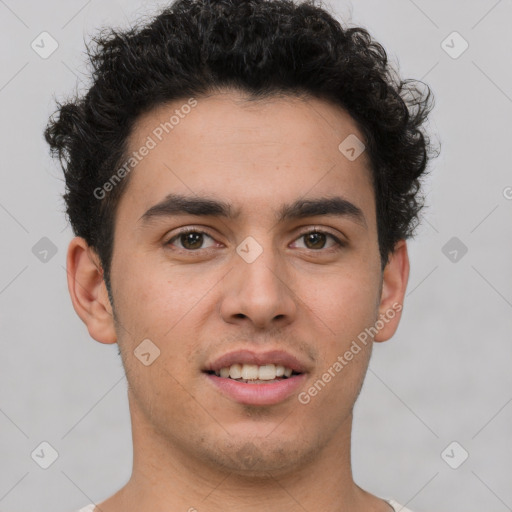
[303,232,327,249]
[180,232,204,250]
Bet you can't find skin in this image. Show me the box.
[67,89,409,512]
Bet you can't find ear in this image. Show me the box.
[66,236,117,344]
[373,239,410,342]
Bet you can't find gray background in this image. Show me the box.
[1,0,511,511]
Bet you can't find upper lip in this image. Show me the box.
[204,349,310,374]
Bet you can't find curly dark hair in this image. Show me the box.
[45,0,437,296]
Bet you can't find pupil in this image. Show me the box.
[182,232,203,249]
[305,232,325,249]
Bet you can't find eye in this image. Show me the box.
[165,227,344,253]
[291,229,344,251]
[166,229,218,251]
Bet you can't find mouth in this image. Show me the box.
[203,350,309,405]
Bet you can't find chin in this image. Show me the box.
[199,435,320,477]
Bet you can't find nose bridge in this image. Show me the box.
[237,233,286,299]
[240,240,281,290]
[221,232,296,327]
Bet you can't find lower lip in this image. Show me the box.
[205,373,307,406]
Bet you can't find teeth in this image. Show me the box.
[241,364,259,380]
[216,363,296,380]
[229,364,242,379]
[258,364,276,380]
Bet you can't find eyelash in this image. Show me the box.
[165,226,346,253]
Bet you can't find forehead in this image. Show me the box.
[117,90,375,227]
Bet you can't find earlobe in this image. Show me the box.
[66,236,117,344]
[373,239,410,343]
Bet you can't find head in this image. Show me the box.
[45,0,436,478]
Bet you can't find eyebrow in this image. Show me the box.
[138,193,367,228]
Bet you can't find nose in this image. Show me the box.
[219,241,297,330]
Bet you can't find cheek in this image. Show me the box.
[114,265,207,424]
[296,333,372,442]
[113,255,193,332]
[296,266,381,346]
[122,352,206,437]
[112,257,216,377]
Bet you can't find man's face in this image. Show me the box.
[108,90,385,474]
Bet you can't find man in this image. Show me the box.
[45,0,436,510]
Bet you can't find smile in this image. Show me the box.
[203,350,310,406]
